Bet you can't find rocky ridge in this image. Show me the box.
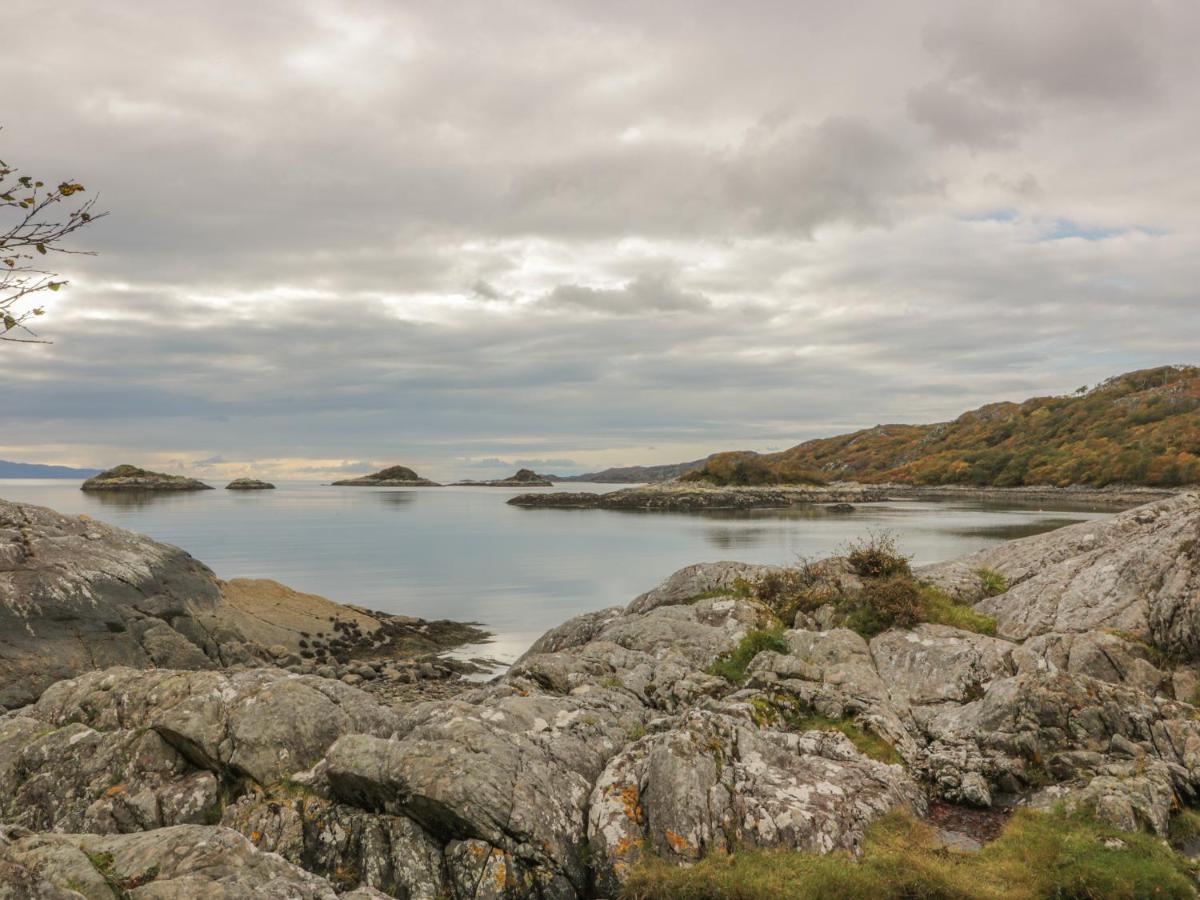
[80,465,213,492]
[3,493,1200,896]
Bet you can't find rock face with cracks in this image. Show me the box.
[4,492,1200,897]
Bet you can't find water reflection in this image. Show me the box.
[945,517,1085,540]
[374,491,416,508]
[704,526,773,550]
[81,490,203,510]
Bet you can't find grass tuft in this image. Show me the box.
[621,808,1198,899]
[707,629,789,684]
[975,568,1008,597]
[921,584,998,635]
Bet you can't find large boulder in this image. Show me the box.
[0,824,348,898]
[586,709,921,895]
[0,499,473,710]
[0,499,228,708]
[25,667,400,787]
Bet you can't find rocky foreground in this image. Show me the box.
[2,493,1200,897]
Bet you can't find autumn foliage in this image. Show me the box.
[688,366,1200,488]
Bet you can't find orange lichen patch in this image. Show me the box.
[250,830,263,844]
[665,830,691,854]
[491,855,509,890]
[469,843,489,859]
[615,836,640,858]
[102,784,126,798]
[618,784,644,823]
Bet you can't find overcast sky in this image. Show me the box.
[2,0,1197,481]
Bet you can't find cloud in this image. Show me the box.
[0,0,1198,478]
[542,273,711,314]
[907,82,1025,149]
[923,0,1165,104]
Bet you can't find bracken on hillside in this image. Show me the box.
[684,365,1200,488]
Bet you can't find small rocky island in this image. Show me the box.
[225,478,276,490]
[453,467,554,487]
[331,464,441,486]
[80,464,213,492]
[5,492,1200,896]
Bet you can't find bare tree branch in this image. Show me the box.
[0,133,106,343]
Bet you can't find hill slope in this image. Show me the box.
[551,453,756,483]
[684,366,1200,488]
[0,460,102,479]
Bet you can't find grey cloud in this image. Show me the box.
[1,0,1197,474]
[907,82,1026,149]
[727,116,937,233]
[924,1,1164,104]
[542,273,711,314]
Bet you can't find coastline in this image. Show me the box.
[509,480,1181,511]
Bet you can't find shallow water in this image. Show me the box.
[0,480,1120,664]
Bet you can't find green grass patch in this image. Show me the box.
[688,582,752,603]
[791,712,902,765]
[746,693,901,765]
[707,629,789,684]
[921,584,998,636]
[621,808,1198,899]
[1170,808,1200,848]
[975,568,1008,597]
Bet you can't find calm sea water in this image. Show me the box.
[0,480,1117,663]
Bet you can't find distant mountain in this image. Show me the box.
[0,460,103,479]
[682,365,1200,488]
[551,453,757,484]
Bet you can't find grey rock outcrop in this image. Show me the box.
[0,498,230,708]
[81,465,213,492]
[0,499,484,710]
[920,491,1200,653]
[0,824,350,898]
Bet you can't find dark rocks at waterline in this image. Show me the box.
[331,464,441,486]
[80,464,213,492]
[827,502,856,512]
[225,478,276,490]
[509,482,890,511]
